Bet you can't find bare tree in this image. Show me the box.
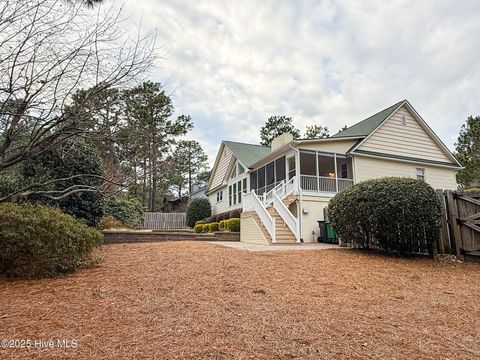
[0,0,155,200]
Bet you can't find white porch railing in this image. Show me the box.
[243,190,276,242]
[300,175,353,193]
[273,192,299,242]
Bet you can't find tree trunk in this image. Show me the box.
[142,157,147,207]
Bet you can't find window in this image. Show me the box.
[228,185,232,206]
[243,178,247,193]
[237,180,242,203]
[401,115,407,125]
[216,191,223,203]
[237,163,245,175]
[416,168,426,181]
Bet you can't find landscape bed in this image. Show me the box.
[0,242,479,359]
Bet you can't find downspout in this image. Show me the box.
[289,142,303,243]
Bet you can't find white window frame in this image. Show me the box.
[216,191,223,203]
[415,167,426,181]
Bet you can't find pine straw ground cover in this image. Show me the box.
[0,242,479,360]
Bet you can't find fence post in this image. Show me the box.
[445,191,464,260]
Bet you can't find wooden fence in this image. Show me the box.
[143,212,187,230]
[436,190,480,260]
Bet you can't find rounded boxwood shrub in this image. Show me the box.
[219,219,227,231]
[209,222,219,232]
[203,223,211,233]
[186,198,211,228]
[194,224,204,233]
[227,218,240,232]
[328,177,442,256]
[195,220,205,226]
[0,203,103,278]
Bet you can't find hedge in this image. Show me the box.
[194,224,204,233]
[328,177,442,256]
[203,223,210,233]
[186,198,211,227]
[0,203,103,278]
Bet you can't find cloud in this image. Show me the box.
[123,0,480,165]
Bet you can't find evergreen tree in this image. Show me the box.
[171,140,208,195]
[260,115,300,146]
[455,116,480,188]
[304,124,329,139]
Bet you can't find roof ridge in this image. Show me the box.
[341,100,404,131]
[223,140,270,149]
[331,100,406,138]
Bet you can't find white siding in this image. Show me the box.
[358,106,451,163]
[210,146,233,189]
[240,216,268,244]
[298,139,358,154]
[353,156,458,190]
[299,196,331,242]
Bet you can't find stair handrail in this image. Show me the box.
[251,190,276,243]
[273,191,299,242]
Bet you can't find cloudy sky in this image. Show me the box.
[123,0,480,165]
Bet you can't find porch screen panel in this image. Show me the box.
[250,171,257,191]
[257,167,266,195]
[300,150,317,191]
[317,153,335,177]
[275,157,286,182]
[300,151,316,175]
[266,162,275,192]
[336,156,349,178]
[288,156,296,179]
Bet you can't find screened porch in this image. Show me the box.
[299,150,354,193]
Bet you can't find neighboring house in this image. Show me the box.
[206,100,462,245]
[161,195,189,212]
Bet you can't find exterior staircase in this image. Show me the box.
[267,206,296,243]
[242,177,300,244]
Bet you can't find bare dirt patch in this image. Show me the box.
[1,242,479,359]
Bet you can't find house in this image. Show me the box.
[205,100,462,245]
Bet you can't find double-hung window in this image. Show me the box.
[416,168,426,181]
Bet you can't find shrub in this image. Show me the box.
[99,215,125,230]
[209,222,219,232]
[194,224,204,233]
[227,218,240,232]
[229,209,241,219]
[195,220,205,226]
[21,140,104,226]
[328,177,442,256]
[102,196,144,227]
[203,223,211,233]
[186,198,211,227]
[219,219,227,231]
[0,203,103,278]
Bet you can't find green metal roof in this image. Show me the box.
[223,141,271,167]
[331,100,405,138]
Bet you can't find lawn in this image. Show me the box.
[1,242,479,359]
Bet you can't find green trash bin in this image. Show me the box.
[325,223,338,244]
